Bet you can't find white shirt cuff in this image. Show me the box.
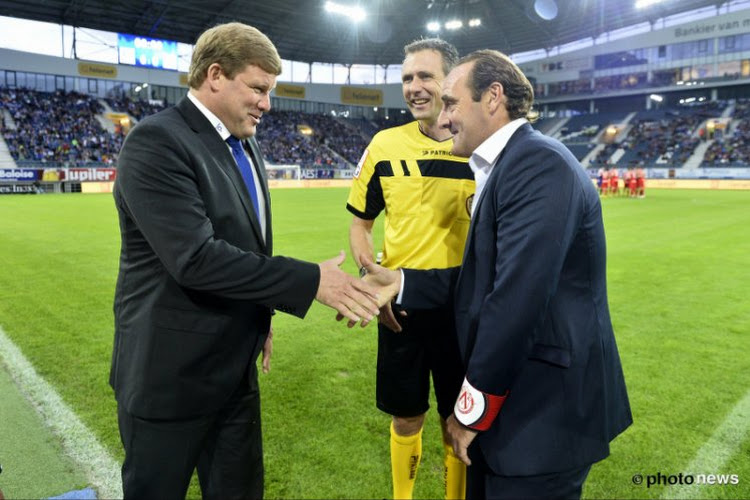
[395,269,405,305]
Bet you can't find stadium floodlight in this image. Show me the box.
[445,20,463,30]
[324,1,366,22]
[635,0,666,9]
[534,0,558,20]
[427,21,441,32]
[468,18,482,27]
[649,94,663,102]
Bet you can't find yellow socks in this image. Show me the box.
[443,442,466,500]
[390,422,422,499]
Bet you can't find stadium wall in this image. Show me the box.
[520,7,750,85]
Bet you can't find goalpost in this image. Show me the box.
[265,164,301,181]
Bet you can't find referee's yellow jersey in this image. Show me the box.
[346,121,475,270]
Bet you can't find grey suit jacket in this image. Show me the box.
[403,124,632,475]
[111,97,319,419]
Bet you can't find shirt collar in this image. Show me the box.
[187,92,232,141]
[469,117,527,174]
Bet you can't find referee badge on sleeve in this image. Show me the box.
[354,149,369,178]
[454,377,508,431]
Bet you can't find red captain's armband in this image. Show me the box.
[454,377,508,431]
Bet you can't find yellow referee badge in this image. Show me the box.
[354,149,368,178]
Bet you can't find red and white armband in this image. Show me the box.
[454,377,508,431]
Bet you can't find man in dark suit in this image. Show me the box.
[112,22,379,499]
[362,50,632,499]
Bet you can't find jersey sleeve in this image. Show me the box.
[346,145,385,220]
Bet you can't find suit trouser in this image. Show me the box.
[466,447,591,500]
[117,372,263,500]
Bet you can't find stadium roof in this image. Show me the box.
[0,0,729,65]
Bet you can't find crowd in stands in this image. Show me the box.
[255,110,374,168]
[0,88,391,170]
[616,104,722,165]
[255,110,345,168]
[106,97,167,121]
[702,99,750,167]
[593,143,619,165]
[0,87,123,167]
[5,87,750,172]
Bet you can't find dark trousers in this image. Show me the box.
[117,374,263,500]
[466,449,591,500]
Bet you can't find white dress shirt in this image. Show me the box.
[187,92,267,240]
[468,117,528,217]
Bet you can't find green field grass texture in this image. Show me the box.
[0,188,748,499]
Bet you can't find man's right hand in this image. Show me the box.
[316,251,380,325]
[358,254,404,331]
[360,254,402,306]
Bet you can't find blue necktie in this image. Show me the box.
[226,135,261,218]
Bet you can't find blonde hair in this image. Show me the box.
[187,22,282,89]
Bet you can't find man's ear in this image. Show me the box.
[486,82,504,114]
[206,63,224,91]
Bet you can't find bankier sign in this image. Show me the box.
[341,86,383,106]
[78,62,118,79]
[275,83,306,99]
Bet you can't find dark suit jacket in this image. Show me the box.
[111,96,319,419]
[402,123,632,476]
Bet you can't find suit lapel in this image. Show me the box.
[177,98,267,251]
[460,123,534,278]
[467,123,533,231]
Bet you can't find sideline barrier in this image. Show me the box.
[4,169,750,193]
[646,179,750,190]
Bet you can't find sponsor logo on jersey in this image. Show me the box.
[421,149,454,156]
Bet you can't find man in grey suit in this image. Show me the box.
[112,22,379,499]
[362,50,631,499]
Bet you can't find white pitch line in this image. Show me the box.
[661,387,750,499]
[0,326,122,499]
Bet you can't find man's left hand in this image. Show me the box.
[447,414,478,466]
[262,326,273,374]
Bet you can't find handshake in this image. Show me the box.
[315,252,403,330]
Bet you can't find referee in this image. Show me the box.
[346,39,474,500]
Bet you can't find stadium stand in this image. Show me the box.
[702,98,750,167]
[0,88,385,170]
[614,102,725,167]
[0,87,123,167]
[4,86,750,173]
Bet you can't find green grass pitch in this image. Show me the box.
[0,187,749,499]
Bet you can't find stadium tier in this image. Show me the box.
[4,87,750,173]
